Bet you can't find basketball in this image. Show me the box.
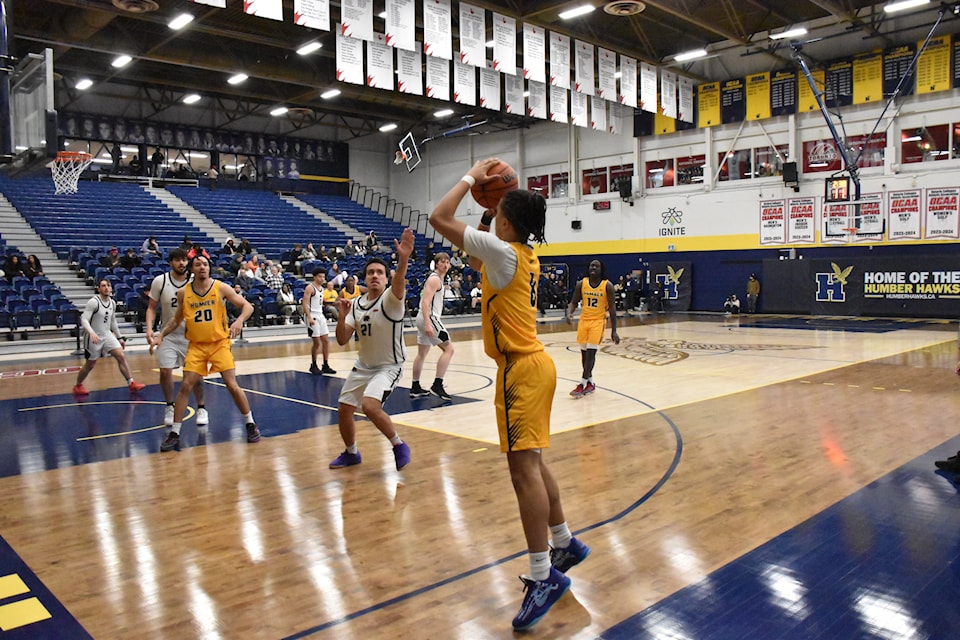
[471,161,519,210]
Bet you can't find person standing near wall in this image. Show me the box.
[746,273,760,313]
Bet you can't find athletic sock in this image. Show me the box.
[171,422,182,435]
[389,434,403,446]
[529,551,551,581]
[346,443,359,454]
[550,522,572,549]
[243,412,254,424]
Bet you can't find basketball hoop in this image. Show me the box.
[47,151,93,194]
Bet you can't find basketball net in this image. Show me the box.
[48,151,93,194]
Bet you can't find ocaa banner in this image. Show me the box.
[764,255,960,317]
[649,261,692,312]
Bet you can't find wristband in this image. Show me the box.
[460,175,476,188]
[480,214,493,226]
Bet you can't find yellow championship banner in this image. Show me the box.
[746,72,770,121]
[697,82,720,127]
[655,107,676,135]
[798,68,824,112]
[916,35,951,94]
[853,51,883,104]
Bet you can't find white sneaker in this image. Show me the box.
[196,408,209,426]
[164,404,175,426]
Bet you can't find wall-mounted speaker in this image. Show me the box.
[571,220,582,230]
[782,161,798,184]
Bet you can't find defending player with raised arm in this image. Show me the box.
[429,158,588,631]
[152,251,260,451]
[328,228,415,472]
[145,248,207,426]
[73,279,146,396]
[565,259,620,397]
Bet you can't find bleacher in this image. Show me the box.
[0,236,77,333]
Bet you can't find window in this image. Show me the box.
[527,175,549,198]
[753,145,789,177]
[645,160,674,189]
[581,168,608,195]
[676,155,705,185]
[550,172,569,199]
[717,149,751,181]
[902,125,949,164]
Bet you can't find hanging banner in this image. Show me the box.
[825,59,853,108]
[367,33,394,89]
[924,187,960,239]
[798,68,824,112]
[853,51,883,104]
[384,0,415,51]
[479,61,501,110]
[590,95,607,131]
[678,76,693,124]
[698,82,720,127]
[598,48,617,101]
[760,199,786,245]
[787,197,816,244]
[620,56,637,108]
[823,202,850,243]
[770,69,796,117]
[528,80,547,119]
[458,2,486,67]
[660,69,677,119]
[294,0,330,31]
[426,55,450,100]
[887,189,922,241]
[453,60,477,105]
[523,24,546,83]
[575,40,595,95]
[340,0,373,40]
[549,85,568,123]
[504,74,524,114]
[639,62,657,113]
[550,32,571,88]
[423,0,452,59]
[853,192,884,242]
[244,0,283,21]
[492,13,516,75]
[746,72,770,121]
[571,91,588,127]
[917,35,951,94]
[883,44,916,97]
[336,25,364,84]
[397,48,423,94]
[720,78,745,124]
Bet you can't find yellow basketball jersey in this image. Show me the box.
[580,277,609,321]
[183,281,229,343]
[341,286,362,301]
[480,243,543,360]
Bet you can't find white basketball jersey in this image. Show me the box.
[349,290,406,369]
[307,283,324,316]
[83,296,116,338]
[419,272,444,321]
[149,272,190,338]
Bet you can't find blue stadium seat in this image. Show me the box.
[38,306,61,328]
[13,309,37,330]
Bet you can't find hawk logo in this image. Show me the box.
[654,265,684,300]
[816,263,853,302]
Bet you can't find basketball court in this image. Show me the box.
[1,314,959,638]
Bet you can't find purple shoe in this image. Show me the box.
[330,450,362,469]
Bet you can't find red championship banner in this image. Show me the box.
[787,197,816,243]
[887,189,922,240]
[760,199,786,245]
[924,187,960,239]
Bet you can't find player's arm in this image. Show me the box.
[81,298,99,343]
[390,228,415,302]
[220,282,253,338]
[145,295,160,344]
[606,281,620,344]
[302,286,314,325]
[430,158,502,252]
[565,280,584,324]
[335,297,355,345]
[109,304,123,341]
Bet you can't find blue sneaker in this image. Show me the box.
[511,567,571,631]
[393,441,411,470]
[330,450,362,469]
[550,537,591,573]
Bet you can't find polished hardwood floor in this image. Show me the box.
[0,313,957,639]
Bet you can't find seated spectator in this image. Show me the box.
[328,245,345,261]
[222,238,237,255]
[224,253,244,279]
[724,294,741,315]
[237,238,253,256]
[141,236,161,258]
[287,243,305,274]
[365,230,380,253]
[23,254,44,279]
[119,248,141,271]
[264,265,284,291]
[179,235,192,251]
[344,239,360,256]
[226,284,246,322]
[129,154,143,176]
[301,243,317,262]
[277,283,298,324]
[322,281,339,321]
[443,281,466,315]
[246,255,264,278]
[449,250,464,272]
[100,247,121,269]
[316,245,329,261]
[3,254,24,283]
[470,282,482,312]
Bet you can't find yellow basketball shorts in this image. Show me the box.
[496,350,556,453]
[183,338,236,376]
[576,316,606,347]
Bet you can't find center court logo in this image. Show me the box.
[595,337,816,366]
[815,262,853,302]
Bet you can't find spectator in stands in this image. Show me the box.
[277,283,298,324]
[444,281,465,315]
[331,266,349,289]
[100,247,121,270]
[265,265,284,291]
[326,262,340,282]
[365,231,380,253]
[469,282,482,313]
[224,253,244,280]
[316,245,329,261]
[23,255,43,279]
[226,284,246,323]
[119,249,141,271]
[237,238,253,256]
[151,148,164,177]
[129,154,143,176]
[141,236,161,258]
[329,244,346,261]
[222,238,236,255]
[287,243,304,275]
[322,281,339,321]
[3,254,24,283]
[344,239,360,256]
[423,241,435,266]
[302,243,317,262]
[724,294,741,315]
[449,249,464,273]
[179,235,192,251]
[207,164,219,190]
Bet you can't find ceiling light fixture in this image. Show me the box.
[321,89,341,99]
[901,135,922,142]
[378,11,387,18]
[112,55,133,68]
[297,42,323,55]
[270,106,289,116]
[769,27,807,40]
[183,94,201,104]
[228,73,248,85]
[559,5,595,20]
[379,123,398,132]
[674,48,707,62]
[485,40,495,48]
[75,78,93,90]
[434,109,454,117]
[884,0,930,13]
[168,13,194,30]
